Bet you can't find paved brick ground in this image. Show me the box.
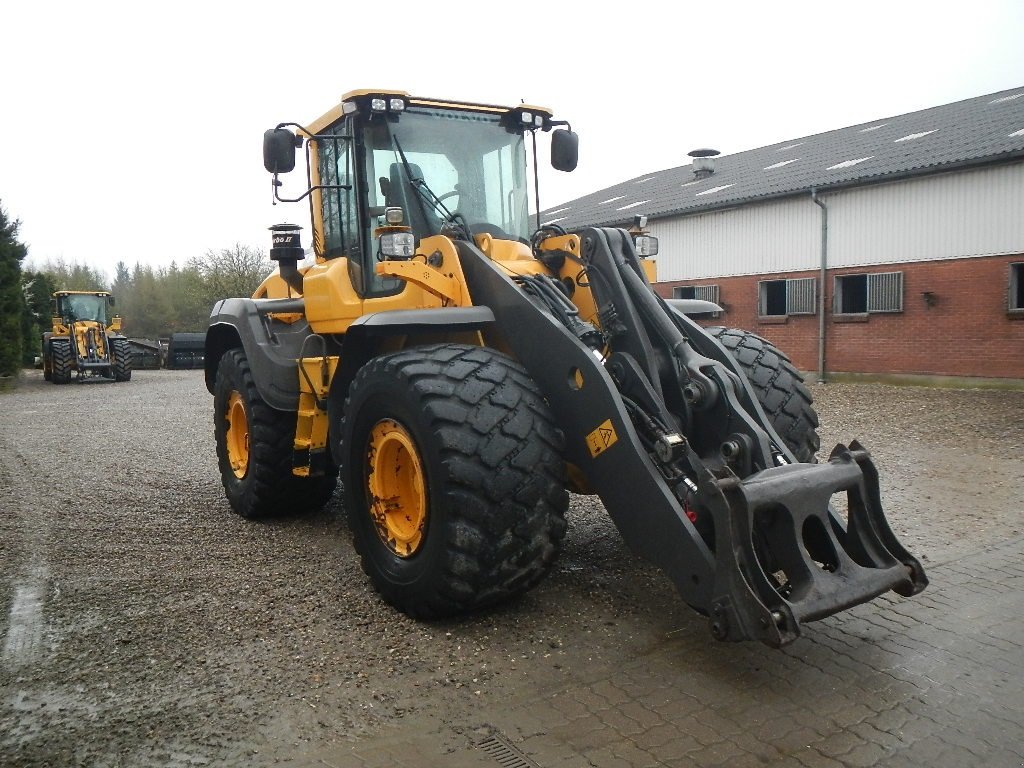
[296,535,1024,768]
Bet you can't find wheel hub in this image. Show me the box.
[226,391,249,479]
[366,419,427,558]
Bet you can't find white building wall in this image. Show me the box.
[826,162,1024,267]
[651,161,1024,281]
[650,196,819,281]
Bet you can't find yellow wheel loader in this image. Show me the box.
[205,90,926,646]
[43,291,132,384]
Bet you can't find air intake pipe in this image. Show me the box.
[269,223,305,294]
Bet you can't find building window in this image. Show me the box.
[1011,263,1024,311]
[834,271,903,314]
[757,277,816,316]
[672,284,720,303]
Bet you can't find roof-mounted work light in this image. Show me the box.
[506,105,553,132]
[345,92,409,117]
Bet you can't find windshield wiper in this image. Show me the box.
[393,135,471,240]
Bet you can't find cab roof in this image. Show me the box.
[305,89,554,136]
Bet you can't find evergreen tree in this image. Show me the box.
[20,271,56,365]
[0,203,28,376]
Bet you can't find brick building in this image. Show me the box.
[542,88,1024,382]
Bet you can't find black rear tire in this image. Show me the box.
[707,327,820,462]
[111,337,132,382]
[213,348,337,519]
[338,344,569,618]
[51,339,73,385]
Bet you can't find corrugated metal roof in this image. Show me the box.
[544,86,1024,228]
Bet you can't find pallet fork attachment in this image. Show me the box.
[705,441,927,646]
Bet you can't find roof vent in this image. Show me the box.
[688,148,720,179]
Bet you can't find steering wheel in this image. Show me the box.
[437,190,460,203]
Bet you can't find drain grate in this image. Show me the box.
[476,733,540,768]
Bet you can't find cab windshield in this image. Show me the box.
[60,295,108,324]
[362,108,531,244]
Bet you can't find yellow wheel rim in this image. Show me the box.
[226,391,250,479]
[366,419,427,558]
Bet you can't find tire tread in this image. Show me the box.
[340,344,568,618]
[707,327,821,462]
[214,349,337,519]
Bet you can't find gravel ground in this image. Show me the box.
[1,369,1021,766]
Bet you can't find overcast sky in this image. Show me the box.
[3,0,1023,281]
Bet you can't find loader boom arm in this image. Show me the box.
[457,229,926,646]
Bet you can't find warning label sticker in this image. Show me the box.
[585,419,618,458]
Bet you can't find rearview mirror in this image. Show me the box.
[551,129,578,172]
[263,128,298,174]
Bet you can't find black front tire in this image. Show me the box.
[213,349,337,519]
[51,339,73,385]
[111,337,132,382]
[707,327,820,463]
[338,344,569,618]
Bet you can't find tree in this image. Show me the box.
[128,264,175,338]
[0,202,28,376]
[34,257,108,291]
[20,271,56,365]
[112,260,131,299]
[190,244,272,304]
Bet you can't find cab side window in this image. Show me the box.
[317,124,359,261]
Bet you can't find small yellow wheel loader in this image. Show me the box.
[43,291,132,384]
[205,90,926,646]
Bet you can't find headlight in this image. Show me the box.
[379,232,416,259]
[633,235,659,257]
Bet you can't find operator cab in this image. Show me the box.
[55,292,112,324]
[263,90,578,298]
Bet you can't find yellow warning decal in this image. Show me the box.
[586,419,619,458]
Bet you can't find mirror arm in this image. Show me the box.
[270,126,353,206]
[272,181,351,205]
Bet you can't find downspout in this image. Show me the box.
[811,188,827,383]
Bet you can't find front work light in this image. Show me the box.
[634,235,659,257]
[371,98,387,112]
[380,232,416,259]
[389,98,405,112]
[384,207,405,225]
